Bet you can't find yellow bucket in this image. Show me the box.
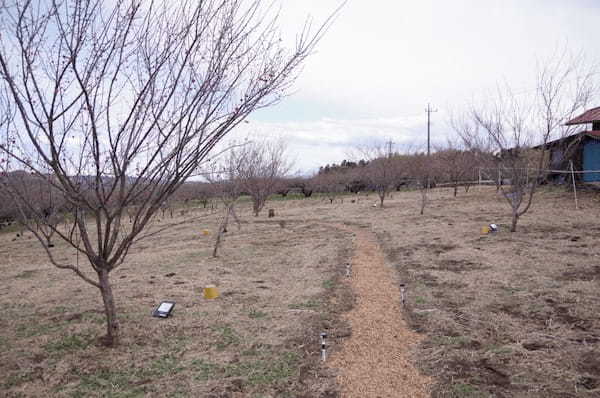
[203,285,219,299]
[481,226,490,235]
[202,229,210,236]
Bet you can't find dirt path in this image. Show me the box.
[330,227,431,397]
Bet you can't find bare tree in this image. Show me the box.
[449,112,498,190]
[358,144,401,207]
[536,49,599,172]
[237,138,292,216]
[314,171,347,203]
[0,0,338,345]
[192,182,216,210]
[205,150,245,258]
[470,51,598,232]
[436,140,483,197]
[405,151,431,215]
[290,176,316,198]
[471,85,537,232]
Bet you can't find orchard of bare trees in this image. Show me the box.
[0,0,597,353]
[0,0,338,346]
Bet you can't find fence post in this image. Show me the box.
[570,160,578,210]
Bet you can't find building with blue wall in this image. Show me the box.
[542,107,600,183]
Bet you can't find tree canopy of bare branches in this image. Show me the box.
[358,144,402,207]
[468,49,598,232]
[0,0,338,346]
[236,137,292,216]
[204,148,247,257]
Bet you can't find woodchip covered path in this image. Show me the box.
[329,226,431,397]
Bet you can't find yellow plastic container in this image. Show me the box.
[481,226,490,235]
[202,229,210,236]
[203,285,219,299]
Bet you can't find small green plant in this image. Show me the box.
[450,382,483,397]
[500,285,524,295]
[16,322,56,338]
[14,270,38,279]
[71,368,144,398]
[149,354,184,376]
[190,359,218,381]
[322,279,334,289]
[81,312,105,325]
[414,296,426,305]
[211,324,240,350]
[288,299,320,310]
[433,335,469,347]
[222,351,299,386]
[487,345,513,355]
[248,309,268,319]
[3,370,36,389]
[43,333,91,353]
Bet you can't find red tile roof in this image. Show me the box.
[565,107,600,125]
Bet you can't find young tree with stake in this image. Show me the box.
[0,0,339,346]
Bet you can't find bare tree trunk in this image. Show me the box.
[213,206,232,257]
[253,201,260,217]
[496,167,501,192]
[453,183,458,197]
[378,191,384,207]
[420,188,427,215]
[98,270,119,346]
[510,209,519,232]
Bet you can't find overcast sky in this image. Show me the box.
[233,0,600,174]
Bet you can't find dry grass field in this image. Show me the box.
[372,186,600,398]
[0,201,354,397]
[2,186,600,397]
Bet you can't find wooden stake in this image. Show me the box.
[570,160,578,210]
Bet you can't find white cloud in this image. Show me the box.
[229,114,452,174]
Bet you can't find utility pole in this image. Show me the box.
[425,103,437,189]
[386,139,394,158]
[425,103,437,157]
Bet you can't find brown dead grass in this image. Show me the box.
[3,186,599,397]
[272,187,600,397]
[370,186,600,397]
[0,204,353,397]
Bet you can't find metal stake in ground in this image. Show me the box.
[320,332,327,361]
[400,284,406,305]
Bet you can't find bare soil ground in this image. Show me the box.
[2,186,600,397]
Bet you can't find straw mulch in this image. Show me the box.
[329,228,431,397]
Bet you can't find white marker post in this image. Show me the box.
[320,332,327,361]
